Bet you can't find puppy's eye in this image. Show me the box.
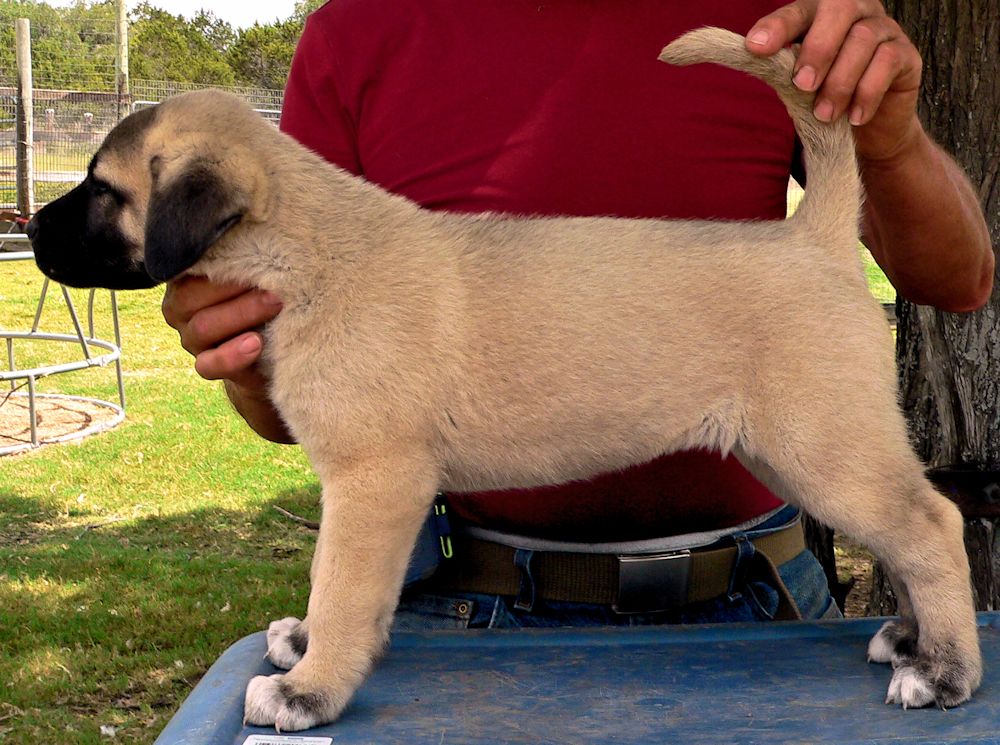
[90,179,124,204]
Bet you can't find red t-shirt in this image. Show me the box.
[281,0,793,541]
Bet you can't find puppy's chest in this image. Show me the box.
[261,312,316,366]
[260,299,347,374]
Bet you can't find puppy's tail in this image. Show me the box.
[659,27,860,247]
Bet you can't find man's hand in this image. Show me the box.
[746,0,922,162]
[162,276,295,442]
[162,276,281,387]
[746,0,993,312]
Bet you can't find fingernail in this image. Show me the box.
[238,335,262,355]
[260,291,283,306]
[814,99,834,123]
[793,65,816,91]
[748,29,770,46]
[849,106,864,126]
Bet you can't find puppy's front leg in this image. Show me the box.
[245,449,439,731]
[263,508,331,670]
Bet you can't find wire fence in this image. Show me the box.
[27,18,118,92]
[0,21,283,213]
[131,80,283,120]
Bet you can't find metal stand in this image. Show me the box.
[1,236,125,455]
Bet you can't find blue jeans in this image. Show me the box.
[394,507,841,631]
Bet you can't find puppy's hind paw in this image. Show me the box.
[265,616,308,670]
[244,673,344,732]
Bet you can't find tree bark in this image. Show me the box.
[872,0,1000,613]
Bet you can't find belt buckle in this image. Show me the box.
[613,550,692,614]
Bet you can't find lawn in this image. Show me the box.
[0,245,894,743]
[0,261,318,743]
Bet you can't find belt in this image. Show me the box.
[431,519,806,619]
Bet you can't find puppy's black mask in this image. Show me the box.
[28,106,160,290]
[27,104,246,291]
[28,171,160,291]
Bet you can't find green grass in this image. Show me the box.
[33,149,92,175]
[1,182,75,208]
[0,239,894,742]
[0,261,317,743]
[2,141,90,208]
[863,255,896,305]
[0,144,93,174]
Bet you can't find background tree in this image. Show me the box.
[191,9,236,58]
[128,2,235,85]
[227,18,302,90]
[293,0,327,21]
[2,0,315,91]
[0,0,117,88]
[870,1,1000,612]
[225,0,333,89]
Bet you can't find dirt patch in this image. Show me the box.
[836,534,874,617]
[0,393,121,454]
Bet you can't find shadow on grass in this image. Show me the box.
[0,483,322,744]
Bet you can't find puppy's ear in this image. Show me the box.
[143,163,247,282]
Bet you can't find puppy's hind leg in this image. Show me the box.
[873,482,980,709]
[244,448,439,731]
[743,409,980,709]
[867,571,918,667]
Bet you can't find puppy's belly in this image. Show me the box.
[438,448,666,493]
[436,402,735,493]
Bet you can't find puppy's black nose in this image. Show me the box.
[25,216,39,242]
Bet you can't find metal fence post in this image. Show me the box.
[15,18,34,217]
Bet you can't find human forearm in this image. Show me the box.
[860,123,994,312]
[224,379,296,444]
[747,1,995,312]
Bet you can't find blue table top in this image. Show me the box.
[154,614,1000,744]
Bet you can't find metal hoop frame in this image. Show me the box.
[1,241,126,455]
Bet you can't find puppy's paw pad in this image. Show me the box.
[867,620,917,666]
[265,617,308,670]
[886,666,935,709]
[243,673,337,731]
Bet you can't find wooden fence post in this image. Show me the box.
[115,0,130,122]
[15,18,34,218]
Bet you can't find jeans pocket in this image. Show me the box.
[777,550,843,620]
[393,593,476,631]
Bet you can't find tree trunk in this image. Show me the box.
[871,0,1000,614]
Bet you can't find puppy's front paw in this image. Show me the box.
[265,617,309,670]
[884,648,978,710]
[885,665,936,708]
[868,619,917,666]
[244,672,344,731]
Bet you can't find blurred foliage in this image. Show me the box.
[0,0,332,91]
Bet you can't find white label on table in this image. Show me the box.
[242,736,333,745]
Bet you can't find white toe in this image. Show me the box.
[886,666,935,709]
[244,674,285,726]
[265,617,304,670]
[867,620,898,664]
